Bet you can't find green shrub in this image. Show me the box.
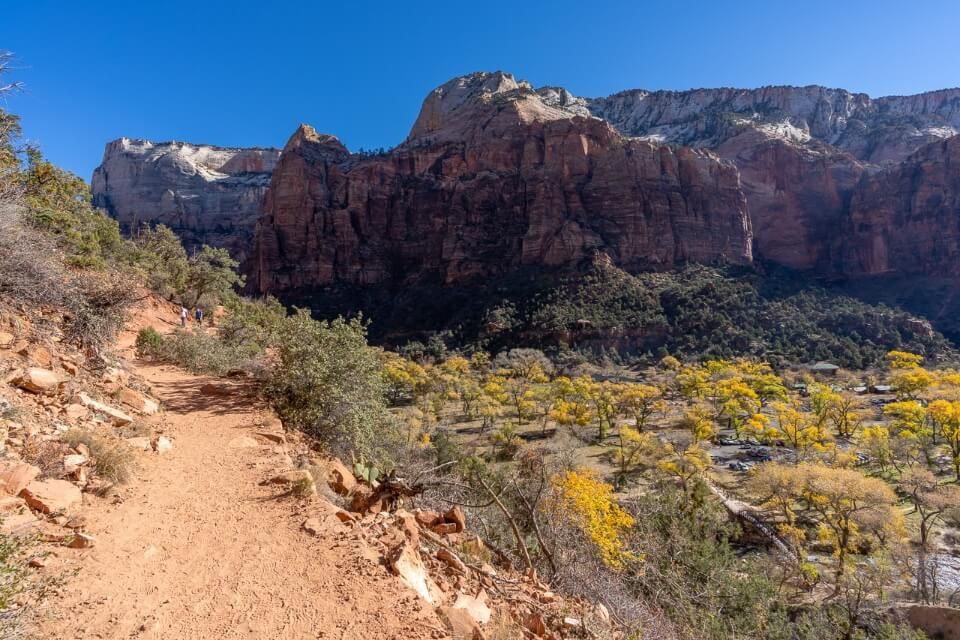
[152,330,256,376]
[135,326,165,359]
[265,310,398,461]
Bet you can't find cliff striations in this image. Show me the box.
[91,139,280,264]
[587,86,960,271]
[838,135,960,277]
[252,72,752,293]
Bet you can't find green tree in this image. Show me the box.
[266,311,395,460]
[181,245,245,307]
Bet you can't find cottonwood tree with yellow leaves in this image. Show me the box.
[552,469,636,569]
[750,464,902,587]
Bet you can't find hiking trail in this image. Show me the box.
[32,305,442,639]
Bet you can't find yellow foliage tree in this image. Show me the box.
[553,469,636,569]
[887,350,924,369]
[768,400,832,461]
[928,399,960,480]
[893,367,935,400]
[682,403,716,444]
[617,383,664,432]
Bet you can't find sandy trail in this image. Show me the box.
[32,308,442,639]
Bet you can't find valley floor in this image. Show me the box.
[30,326,441,639]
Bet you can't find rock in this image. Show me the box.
[302,518,323,535]
[91,139,281,266]
[153,436,173,454]
[415,510,442,528]
[326,459,356,495]
[394,510,420,545]
[66,532,96,549]
[524,612,547,637]
[437,605,483,640]
[389,542,436,603]
[125,436,153,451]
[63,403,88,420]
[227,436,259,448]
[334,510,355,524]
[436,548,467,574]
[256,431,285,444]
[26,346,52,367]
[12,368,61,395]
[0,462,41,496]
[0,511,40,536]
[840,136,960,278]
[19,479,82,514]
[75,443,91,458]
[0,332,13,348]
[72,392,133,426]
[117,388,160,415]
[452,592,491,626]
[431,522,458,536]
[62,454,88,474]
[0,495,25,513]
[444,506,466,533]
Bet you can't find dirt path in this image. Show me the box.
[32,339,442,638]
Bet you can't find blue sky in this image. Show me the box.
[3,0,960,178]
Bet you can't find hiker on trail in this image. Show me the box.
[180,306,188,328]
[195,307,204,327]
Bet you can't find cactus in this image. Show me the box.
[352,455,380,486]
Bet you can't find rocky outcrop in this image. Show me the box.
[253,72,752,293]
[586,86,960,164]
[95,76,960,288]
[91,139,280,264]
[837,135,960,277]
[586,86,960,271]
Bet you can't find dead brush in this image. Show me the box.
[61,428,135,485]
[485,610,526,640]
[290,475,317,498]
[20,438,67,479]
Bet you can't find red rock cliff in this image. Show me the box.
[837,135,960,277]
[253,73,752,293]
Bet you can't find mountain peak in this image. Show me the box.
[409,71,533,138]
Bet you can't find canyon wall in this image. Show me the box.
[252,73,752,293]
[91,138,280,264]
[91,75,960,296]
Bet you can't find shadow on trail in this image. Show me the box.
[151,376,260,417]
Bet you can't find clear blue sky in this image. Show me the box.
[3,0,959,179]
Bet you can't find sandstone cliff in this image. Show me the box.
[91,139,280,264]
[837,135,960,277]
[252,72,752,294]
[586,86,960,271]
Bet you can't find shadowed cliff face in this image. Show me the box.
[91,139,280,265]
[252,73,752,294]
[838,136,960,277]
[588,86,960,272]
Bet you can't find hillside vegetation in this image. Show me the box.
[291,260,950,369]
